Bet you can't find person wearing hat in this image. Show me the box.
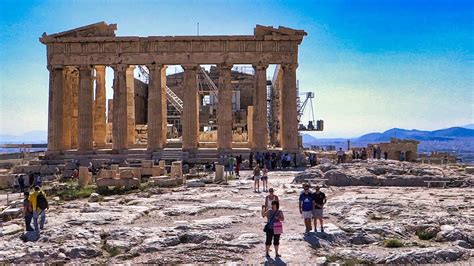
[264,188,279,211]
[312,185,327,232]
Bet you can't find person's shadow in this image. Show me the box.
[303,231,332,248]
[264,256,287,266]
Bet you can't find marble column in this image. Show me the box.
[93,66,107,148]
[70,70,79,149]
[181,64,199,150]
[62,67,74,150]
[147,64,167,151]
[251,64,268,150]
[112,64,128,151]
[77,65,94,151]
[217,63,233,150]
[281,63,299,151]
[126,66,136,145]
[47,65,65,151]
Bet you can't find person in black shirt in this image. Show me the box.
[312,185,327,232]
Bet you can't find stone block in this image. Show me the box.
[110,165,119,171]
[465,167,474,174]
[78,166,92,187]
[65,161,78,170]
[215,164,224,182]
[120,170,135,179]
[99,169,118,179]
[142,160,154,168]
[0,174,15,189]
[141,168,153,176]
[132,168,142,181]
[151,166,164,177]
[159,160,166,168]
[171,161,183,179]
[149,176,183,187]
[96,177,140,189]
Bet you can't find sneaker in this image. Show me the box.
[314,228,318,233]
[305,229,310,233]
[276,253,281,258]
[321,227,324,232]
[266,252,270,257]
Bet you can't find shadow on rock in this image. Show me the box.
[264,256,287,266]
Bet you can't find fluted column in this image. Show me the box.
[47,65,65,151]
[181,64,199,150]
[93,65,107,148]
[62,67,74,150]
[126,66,136,145]
[77,65,94,151]
[251,63,268,150]
[217,63,233,150]
[70,70,79,149]
[147,64,167,151]
[112,64,128,151]
[281,63,299,151]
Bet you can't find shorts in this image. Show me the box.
[302,211,313,219]
[254,175,261,181]
[313,209,323,219]
[261,176,268,181]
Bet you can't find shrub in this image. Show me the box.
[416,230,436,240]
[383,238,404,248]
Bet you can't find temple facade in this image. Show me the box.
[40,22,306,161]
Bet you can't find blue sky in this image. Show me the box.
[0,0,473,138]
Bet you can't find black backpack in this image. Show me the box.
[36,192,49,210]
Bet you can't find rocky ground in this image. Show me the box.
[0,161,473,264]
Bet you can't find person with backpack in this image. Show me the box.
[262,200,284,258]
[29,186,48,231]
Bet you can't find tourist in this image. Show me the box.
[264,188,279,211]
[228,155,236,176]
[34,175,43,187]
[271,152,277,170]
[361,148,367,160]
[262,200,284,258]
[373,147,377,159]
[312,185,327,232]
[22,192,34,231]
[18,174,25,192]
[255,152,261,168]
[249,151,254,170]
[336,148,344,164]
[28,173,35,188]
[399,152,405,161]
[262,165,269,192]
[276,152,282,169]
[376,146,382,160]
[253,165,261,193]
[13,175,20,192]
[293,153,297,168]
[265,152,272,170]
[299,184,313,233]
[236,155,242,177]
[383,151,388,160]
[29,186,48,231]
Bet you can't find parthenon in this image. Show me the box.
[40,22,307,162]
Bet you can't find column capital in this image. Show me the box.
[126,65,136,72]
[181,64,198,71]
[252,63,268,71]
[47,64,64,71]
[146,64,166,71]
[77,65,94,71]
[94,65,106,71]
[281,63,298,70]
[111,64,128,72]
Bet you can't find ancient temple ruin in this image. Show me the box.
[40,22,306,161]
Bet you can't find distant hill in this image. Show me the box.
[463,124,474,130]
[356,127,474,142]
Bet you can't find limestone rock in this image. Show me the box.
[88,193,103,202]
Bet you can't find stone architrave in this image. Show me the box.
[93,65,107,148]
[112,64,129,151]
[47,65,65,152]
[181,64,199,150]
[281,64,299,151]
[217,64,233,151]
[77,65,94,151]
[251,64,268,150]
[147,64,167,151]
[126,66,136,145]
